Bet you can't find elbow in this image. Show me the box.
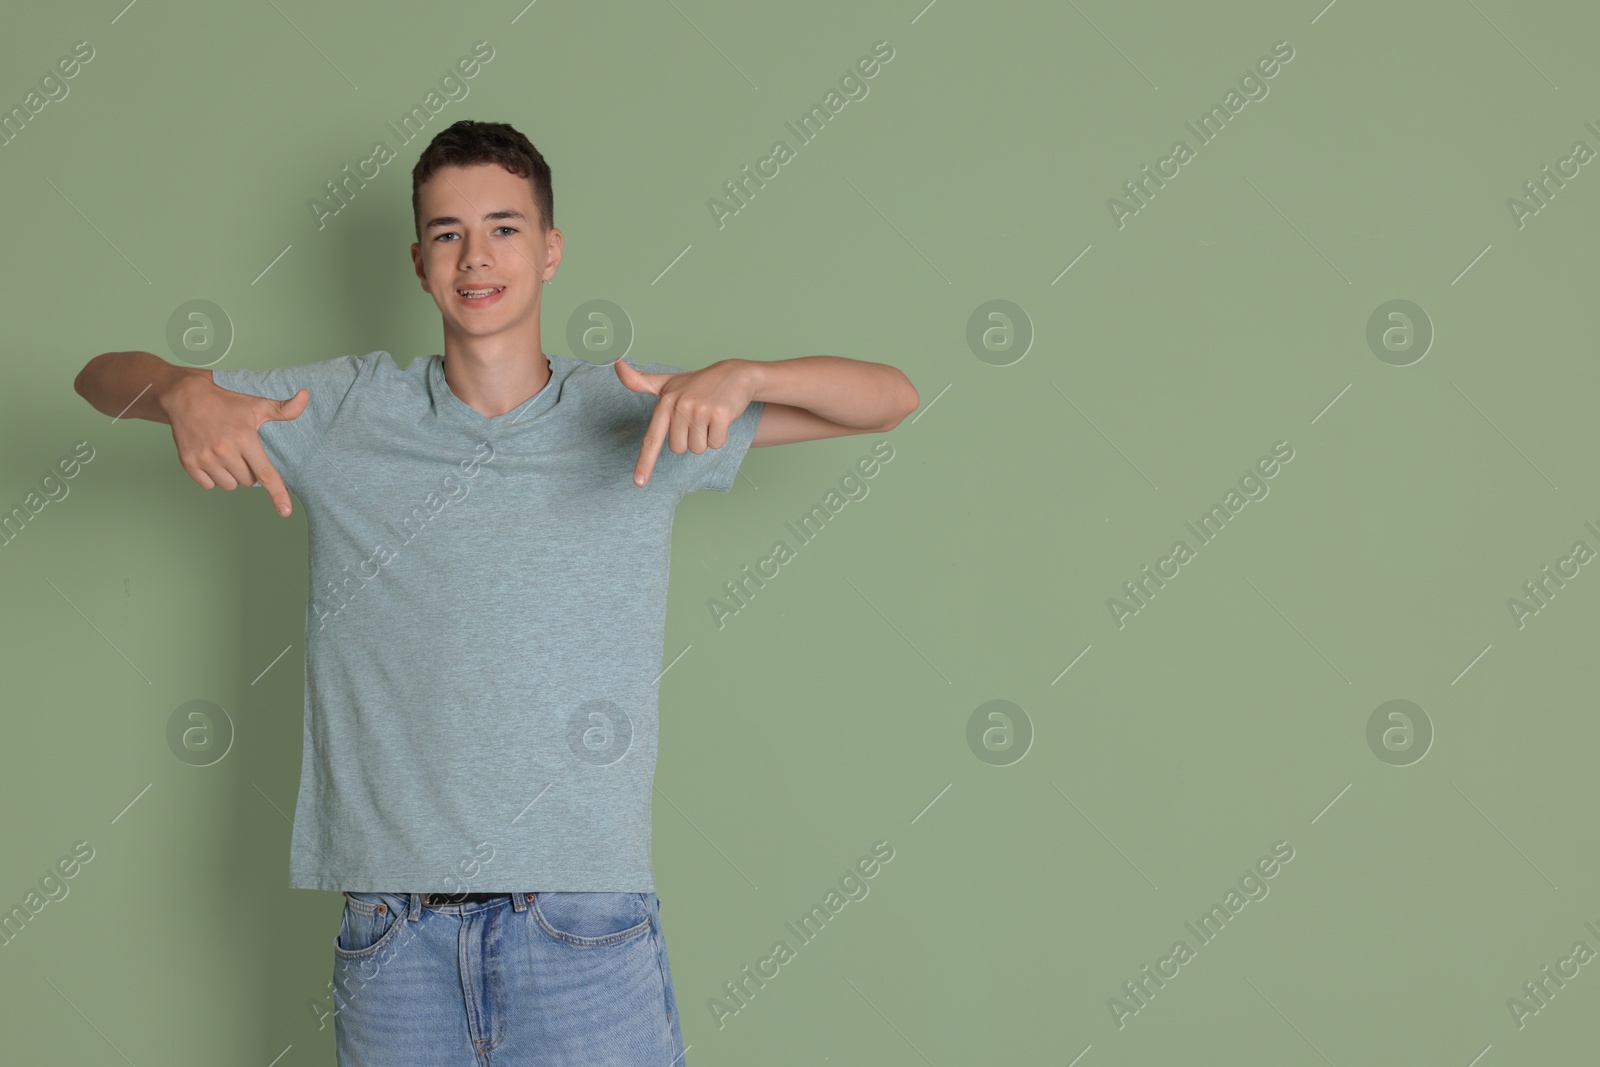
[76,351,126,398]
[73,356,99,398]
[884,375,919,430]
[75,353,114,399]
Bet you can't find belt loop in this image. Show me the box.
[511,891,529,913]
[407,893,421,921]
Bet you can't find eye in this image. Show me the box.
[434,226,518,242]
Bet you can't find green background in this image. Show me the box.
[3,0,1597,1063]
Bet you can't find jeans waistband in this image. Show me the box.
[420,891,524,908]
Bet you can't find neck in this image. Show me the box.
[439,348,552,420]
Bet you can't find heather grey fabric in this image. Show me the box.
[212,351,763,891]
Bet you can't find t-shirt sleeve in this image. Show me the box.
[631,359,764,495]
[209,354,368,489]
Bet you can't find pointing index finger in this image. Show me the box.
[635,395,674,487]
[247,443,293,516]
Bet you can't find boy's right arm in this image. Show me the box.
[74,350,310,517]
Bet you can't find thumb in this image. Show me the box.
[267,388,309,421]
[614,357,664,395]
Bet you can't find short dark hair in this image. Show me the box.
[410,120,553,240]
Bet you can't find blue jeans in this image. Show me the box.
[331,891,686,1066]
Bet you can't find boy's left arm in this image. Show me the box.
[616,355,919,489]
[737,356,920,447]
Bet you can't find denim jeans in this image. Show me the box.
[331,891,686,1066]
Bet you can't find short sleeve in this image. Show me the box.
[630,359,764,496]
[210,354,368,488]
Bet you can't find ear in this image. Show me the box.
[411,242,427,289]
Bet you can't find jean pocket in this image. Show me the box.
[333,892,408,960]
[531,891,652,947]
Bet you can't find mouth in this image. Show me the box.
[455,285,506,306]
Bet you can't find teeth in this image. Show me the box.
[459,287,502,297]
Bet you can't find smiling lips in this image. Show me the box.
[455,284,505,306]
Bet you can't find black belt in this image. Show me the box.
[420,892,517,907]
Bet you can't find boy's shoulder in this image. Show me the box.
[558,353,673,405]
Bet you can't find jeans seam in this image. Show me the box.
[652,914,674,1027]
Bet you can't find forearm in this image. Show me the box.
[75,351,207,424]
[736,356,918,431]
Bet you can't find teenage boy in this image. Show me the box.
[74,119,917,1065]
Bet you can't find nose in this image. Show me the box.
[456,233,493,270]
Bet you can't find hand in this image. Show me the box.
[167,375,309,517]
[614,358,755,487]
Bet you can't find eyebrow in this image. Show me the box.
[423,208,529,232]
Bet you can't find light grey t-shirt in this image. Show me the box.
[211,351,764,892]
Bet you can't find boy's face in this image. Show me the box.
[410,162,561,345]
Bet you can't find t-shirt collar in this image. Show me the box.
[429,353,569,431]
